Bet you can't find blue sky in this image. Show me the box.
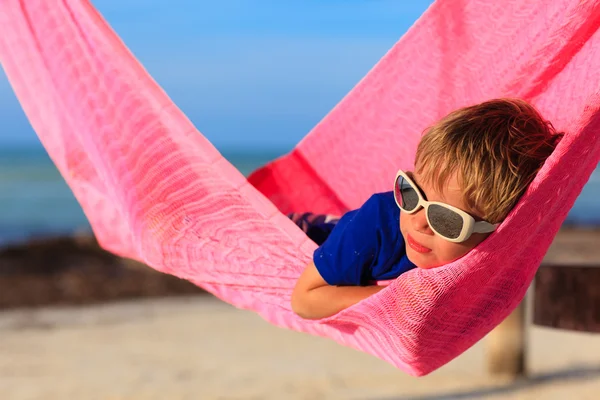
[0,0,433,153]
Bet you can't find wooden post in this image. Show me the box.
[533,265,600,333]
[485,300,527,377]
[484,264,600,377]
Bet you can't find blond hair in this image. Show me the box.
[415,98,563,223]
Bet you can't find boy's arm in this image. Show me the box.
[291,261,384,320]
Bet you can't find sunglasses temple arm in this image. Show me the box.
[473,222,500,233]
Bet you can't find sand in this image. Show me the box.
[0,296,599,400]
[0,228,598,399]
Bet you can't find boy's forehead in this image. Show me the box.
[413,166,464,202]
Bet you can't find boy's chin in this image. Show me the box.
[406,252,443,270]
[414,262,440,270]
[407,255,434,269]
[408,251,466,270]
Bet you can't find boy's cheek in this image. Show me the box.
[434,238,484,266]
[398,212,408,236]
[436,242,468,263]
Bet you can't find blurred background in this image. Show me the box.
[0,1,598,399]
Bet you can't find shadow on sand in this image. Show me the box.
[375,365,600,400]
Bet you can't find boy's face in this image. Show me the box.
[399,170,491,269]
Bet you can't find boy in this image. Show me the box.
[291,98,562,320]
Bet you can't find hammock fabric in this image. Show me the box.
[1,0,599,376]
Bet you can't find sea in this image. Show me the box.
[0,147,598,247]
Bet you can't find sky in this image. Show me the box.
[0,0,433,154]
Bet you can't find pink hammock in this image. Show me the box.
[1,0,599,376]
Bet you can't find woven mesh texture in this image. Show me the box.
[1,0,599,376]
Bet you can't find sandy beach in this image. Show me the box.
[0,228,598,399]
[0,295,599,400]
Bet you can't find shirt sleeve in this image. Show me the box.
[313,194,382,286]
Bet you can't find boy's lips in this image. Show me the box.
[407,234,432,254]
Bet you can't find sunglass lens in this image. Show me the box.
[395,176,420,211]
[427,204,464,239]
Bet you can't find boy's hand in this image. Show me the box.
[291,262,385,319]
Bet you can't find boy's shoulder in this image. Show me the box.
[358,191,400,224]
[362,191,398,212]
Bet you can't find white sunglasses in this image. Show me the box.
[393,170,498,243]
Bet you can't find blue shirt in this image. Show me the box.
[313,192,416,286]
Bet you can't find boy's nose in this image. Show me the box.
[411,208,434,235]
